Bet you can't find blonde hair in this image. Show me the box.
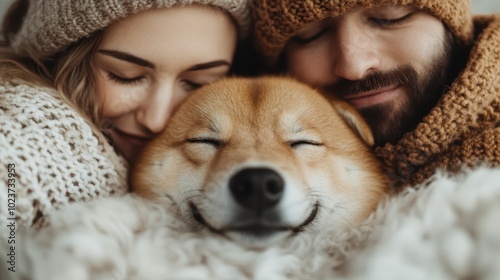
[1,0,105,127]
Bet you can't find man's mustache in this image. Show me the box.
[324,65,417,96]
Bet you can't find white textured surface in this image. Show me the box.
[3,167,500,280]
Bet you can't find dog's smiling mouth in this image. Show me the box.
[189,201,320,238]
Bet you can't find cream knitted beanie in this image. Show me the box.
[11,0,250,59]
[252,0,474,60]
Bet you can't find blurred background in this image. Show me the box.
[0,0,499,39]
[472,0,500,14]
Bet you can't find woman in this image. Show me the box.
[0,0,250,231]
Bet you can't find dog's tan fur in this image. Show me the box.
[132,76,387,246]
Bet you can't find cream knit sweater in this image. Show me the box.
[0,81,128,237]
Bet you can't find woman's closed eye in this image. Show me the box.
[107,72,145,85]
[181,80,203,91]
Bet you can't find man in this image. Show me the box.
[252,0,500,187]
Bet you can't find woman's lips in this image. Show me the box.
[343,86,401,109]
[113,129,153,146]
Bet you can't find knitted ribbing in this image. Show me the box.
[0,82,129,238]
[375,15,500,188]
[11,0,251,59]
[252,0,473,61]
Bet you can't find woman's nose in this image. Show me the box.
[330,19,381,81]
[137,84,177,134]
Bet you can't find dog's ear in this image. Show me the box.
[331,100,374,147]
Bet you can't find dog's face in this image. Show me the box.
[132,77,387,248]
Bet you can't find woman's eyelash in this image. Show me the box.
[292,28,328,45]
[183,80,203,90]
[370,13,414,26]
[107,72,144,84]
[106,73,203,91]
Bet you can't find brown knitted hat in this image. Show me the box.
[11,0,251,59]
[252,0,474,60]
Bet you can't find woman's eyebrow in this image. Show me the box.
[97,49,155,68]
[187,60,230,71]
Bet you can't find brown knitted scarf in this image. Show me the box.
[376,15,500,189]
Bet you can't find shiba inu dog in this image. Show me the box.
[132,76,387,248]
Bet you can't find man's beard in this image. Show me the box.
[324,31,460,146]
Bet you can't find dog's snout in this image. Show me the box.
[229,168,284,211]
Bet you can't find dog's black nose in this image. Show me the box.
[229,168,284,212]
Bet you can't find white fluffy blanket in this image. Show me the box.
[3,167,500,280]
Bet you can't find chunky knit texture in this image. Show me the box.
[0,81,128,240]
[11,0,251,59]
[252,0,474,61]
[376,15,500,188]
[4,167,500,280]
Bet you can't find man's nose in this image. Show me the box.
[330,19,380,81]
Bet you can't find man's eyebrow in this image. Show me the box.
[97,49,155,68]
[187,60,230,71]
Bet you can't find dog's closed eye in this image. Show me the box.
[288,140,323,149]
[186,137,223,149]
